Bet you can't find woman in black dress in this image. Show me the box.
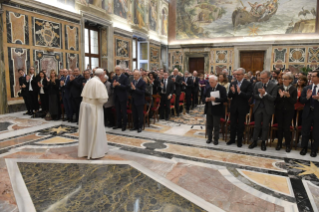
[37,71,48,113]
[148,72,160,95]
[47,70,61,120]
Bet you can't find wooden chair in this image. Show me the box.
[151,94,161,124]
[269,113,295,148]
[178,92,186,115]
[143,96,152,129]
[170,94,176,116]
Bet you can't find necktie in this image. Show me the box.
[237,81,241,87]
[312,85,317,108]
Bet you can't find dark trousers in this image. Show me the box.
[31,90,39,111]
[22,92,32,113]
[185,90,192,111]
[206,114,221,141]
[132,103,144,129]
[62,94,73,120]
[276,110,294,146]
[192,88,199,107]
[115,100,127,127]
[253,107,272,141]
[104,107,115,126]
[200,89,205,104]
[39,94,48,112]
[160,94,170,120]
[174,93,180,116]
[71,97,82,122]
[301,110,319,151]
[230,110,246,143]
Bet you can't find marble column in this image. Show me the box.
[0,7,8,114]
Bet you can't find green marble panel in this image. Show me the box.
[17,162,206,212]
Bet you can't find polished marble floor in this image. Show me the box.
[0,109,319,211]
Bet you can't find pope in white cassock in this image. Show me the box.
[78,68,109,159]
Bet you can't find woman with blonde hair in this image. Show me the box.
[47,70,61,120]
[218,73,230,93]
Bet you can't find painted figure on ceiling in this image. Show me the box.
[114,0,128,18]
[135,0,146,28]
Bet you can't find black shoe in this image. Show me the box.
[130,128,137,131]
[213,140,218,145]
[261,141,266,151]
[286,146,291,153]
[226,140,235,145]
[206,139,212,144]
[311,151,317,157]
[300,148,307,156]
[138,128,142,133]
[249,141,257,149]
[276,143,282,151]
[113,126,121,130]
[122,127,126,131]
[237,142,242,148]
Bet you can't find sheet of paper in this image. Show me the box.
[210,91,220,106]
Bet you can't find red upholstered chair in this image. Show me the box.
[151,94,161,124]
[170,94,176,116]
[179,92,186,115]
[143,96,152,129]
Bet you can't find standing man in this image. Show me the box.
[249,70,278,151]
[60,69,73,122]
[183,71,194,113]
[18,69,32,115]
[112,66,129,131]
[160,72,174,120]
[300,71,319,157]
[192,70,200,108]
[78,68,109,159]
[130,70,146,133]
[227,68,253,147]
[204,75,227,145]
[67,67,84,123]
[27,67,39,113]
[169,68,183,116]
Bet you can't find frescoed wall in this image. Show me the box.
[114,34,132,69]
[150,44,161,70]
[172,0,317,40]
[149,0,158,31]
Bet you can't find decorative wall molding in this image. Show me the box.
[81,11,112,27]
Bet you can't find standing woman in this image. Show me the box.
[37,71,48,113]
[148,72,160,94]
[47,70,61,120]
[275,73,297,152]
[218,73,230,94]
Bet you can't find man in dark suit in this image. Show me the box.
[227,68,253,147]
[27,67,39,113]
[130,70,146,133]
[169,68,183,116]
[18,69,33,115]
[182,71,194,113]
[204,75,227,145]
[67,67,84,123]
[192,71,200,108]
[112,66,129,131]
[60,69,73,122]
[300,70,319,157]
[249,70,278,151]
[160,72,174,120]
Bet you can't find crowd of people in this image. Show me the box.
[18,65,319,157]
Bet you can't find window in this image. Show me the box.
[138,41,148,70]
[85,25,100,70]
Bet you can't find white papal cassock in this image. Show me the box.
[78,76,109,159]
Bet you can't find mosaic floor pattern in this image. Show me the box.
[0,111,318,212]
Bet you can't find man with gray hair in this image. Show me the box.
[204,75,227,145]
[249,70,278,151]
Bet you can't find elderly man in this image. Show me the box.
[249,70,278,151]
[169,68,183,116]
[112,66,129,131]
[160,72,174,120]
[78,68,109,159]
[227,68,252,147]
[130,70,146,133]
[183,71,194,113]
[192,70,200,108]
[60,69,73,122]
[204,75,227,145]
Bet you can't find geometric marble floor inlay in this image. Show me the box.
[37,136,76,144]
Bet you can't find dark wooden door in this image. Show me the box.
[189,58,204,75]
[240,51,265,74]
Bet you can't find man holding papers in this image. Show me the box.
[204,75,227,145]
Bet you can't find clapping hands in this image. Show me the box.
[131,82,136,90]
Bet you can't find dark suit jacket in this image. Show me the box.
[47,79,60,95]
[193,77,200,92]
[131,79,146,106]
[19,76,28,95]
[275,85,297,114]
[29,74,39,92]
[37,77,48,94]
[160,79,174,97]
[204,84,227,116]
[169,75,183,96]
[60,75,71,97]
[253,81,278,115]
[228,79,252,113]
[300,84,319,118]
[182,77,194,92]
[112,74,129,102]
[67,75,84,99]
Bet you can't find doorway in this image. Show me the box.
[240,51,265,74]
[189,57,204,75]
